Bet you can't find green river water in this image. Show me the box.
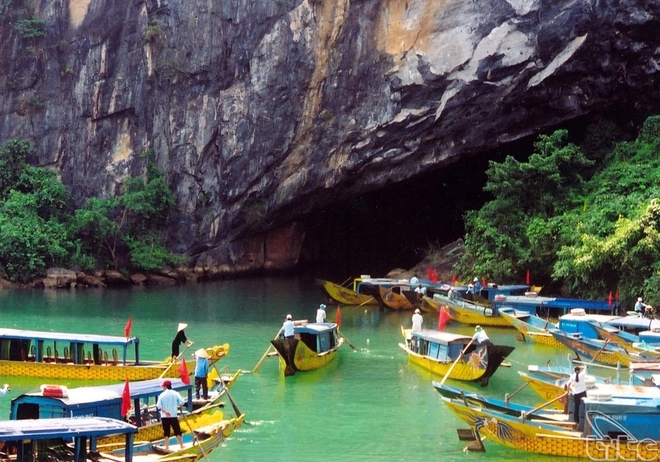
[0,276,589,461]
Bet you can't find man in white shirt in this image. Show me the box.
[316,304,327,323]
[472,325,489,345]
[283,314,295,339]
[411,309,423,332]
[564,366,587,424]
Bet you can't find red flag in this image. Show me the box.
[608,291,613,307]
[178,358,191,385]
[124,316,133,338]
[525,269,530,285]
[336,306,342,329]
[431,269,438,284]
[438,306,450,332]
[451,274,457,286]
[121,378,131,417]
[482,277,487,288]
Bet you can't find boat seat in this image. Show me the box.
[112,348,119,365]
[103,351,109,364]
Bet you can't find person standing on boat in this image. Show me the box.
[411,309,423,332]
[472,326,490,345]
[472,278,482,296]
[283,314,295,339]
[171,323,193,359]
[193,348,210,400]
[156,380,185,451]
[316,304,327,323]
[564,366,587,425]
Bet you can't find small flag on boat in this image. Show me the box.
[451,274,457,286]
[525,269,530,286]
[121,378,130,417]
[178,358,191,385]
[608,291,613,307]
[336,306,342,329]
[438,306,450,332]
[431,268,438,284]
[124,316,133,338]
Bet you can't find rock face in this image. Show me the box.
[0,0,658,275]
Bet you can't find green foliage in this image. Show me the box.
[458,115,660,306]
[73,151,180,272]
[15,17,45,38]
[0,141,182,282]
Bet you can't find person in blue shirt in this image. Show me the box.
[193,348,210,400]
[156,380,185,451]
[472,278,482,297]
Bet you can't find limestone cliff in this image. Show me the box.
[0,0,658,276]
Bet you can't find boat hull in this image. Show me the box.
[320,280,376,306]
[379,286,416,310]
[442,302,511,327]
[271,337,342,375]
[399,327,514,385]
[0,358,199,381]
[498,309,564,348]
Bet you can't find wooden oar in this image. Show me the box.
[338,330,356,351]
[158,341,194,379]
[253,328,283,372]
[212,363,241,418]
[439,339,474,386]
[520,391,569,421]
[181,412,208,462]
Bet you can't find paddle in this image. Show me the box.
[252,328,282,372]
[519,391,569,421]
[159,341,194,379]
[213,363,241,417]
[439,338,474,386]
[338,330,356,351]
[181,412,209,462]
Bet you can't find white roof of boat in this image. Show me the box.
[0,416,136,440]
[412,330,471,343]
[294,322,337,333]
[0,327,137,345]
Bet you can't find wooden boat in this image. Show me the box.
[437,288,618,327]
[398,326,514,386]
[0,416,139,462]
[0,327,229,380]
[432,381,566,421]
[270,321,343,376]
[319,278,377,306]
[498,307,563,347]
[442,383,660,458]
[379,285,416,310]
[10,377,244,446]
[98,417,243,462]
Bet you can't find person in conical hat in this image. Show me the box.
[171,322,193,359]
[193,348,210,400]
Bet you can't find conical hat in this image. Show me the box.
[194,348,209,358]
[177,323,188,332]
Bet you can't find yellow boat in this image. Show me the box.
[442,384,660,459]
[11,376,244,447]
[320,279,377,305]
[498,308,564,348]
[0,327,228,380]
[379,285,416,310]
[398,326,514,385]
[440,300,512,327]
[270,321,343,376]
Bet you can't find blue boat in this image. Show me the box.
[11,378,193,423]
[0,416,136,461]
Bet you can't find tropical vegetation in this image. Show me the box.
[457,115,660,307]
[0,140,183,283]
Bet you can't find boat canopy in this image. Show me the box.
[0,327,140,365]
[411,330,471,345]
[0,416,136,462]
[11,378,193,425]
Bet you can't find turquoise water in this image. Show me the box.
[0,277,583,461]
